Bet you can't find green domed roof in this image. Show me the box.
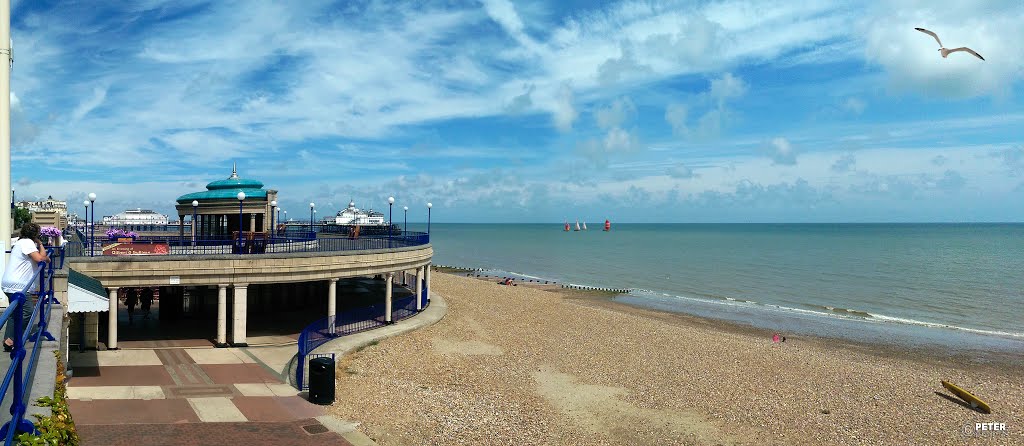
[206,177,264,190]
[176,164,268,203]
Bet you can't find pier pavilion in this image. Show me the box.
[63,167,433,350]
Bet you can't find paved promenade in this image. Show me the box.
[67,342,355,445]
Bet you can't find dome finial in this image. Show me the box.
[229,162,239,179]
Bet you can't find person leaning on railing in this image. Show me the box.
[1,223,51,352]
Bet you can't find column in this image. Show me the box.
[178,215,185,240]
[250,213,256,232]
[107,287,119,350]
[85,312,99,349]
[425,263,431,303]
[216,284,228,347]
[327,278,338,334]
[416,266,424,311]
[384,273,393,324]
[231,284,248,347]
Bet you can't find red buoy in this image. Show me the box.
[603,219,611,231]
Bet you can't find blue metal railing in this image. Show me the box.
[0,246,63,444]
[66,231,429,257]
[295,287,427,390]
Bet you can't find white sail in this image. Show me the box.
[582,221,587,230]
[575,220,581,231]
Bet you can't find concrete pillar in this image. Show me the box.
[328,278,338,334]
[249,213,256,232]
[425,263,431,303]
[107,287,119,350]
[85,312,99,349]
[178,215,185,241]
[216,284,228,347]
[384,273,393,324]
[416,266,424,311]
[231,284,248,347]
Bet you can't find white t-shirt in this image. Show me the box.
[2,238,42,294]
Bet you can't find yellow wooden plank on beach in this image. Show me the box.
[941,380,992,414]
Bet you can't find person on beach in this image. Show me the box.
[126,288,139,323]
[140,287,153,320]
[2,223,51,352]
[772,333,780,343]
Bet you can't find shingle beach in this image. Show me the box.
[329,271,1024,445]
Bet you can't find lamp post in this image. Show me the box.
[387,196,394,247]
[191,200,199,246]
[83,200,89,254]
[88,193,96,256]
[427,202,432,235]
[403,206,408,234]
[237,192,245,254]
[308,202,315,239]
[270,200,277,236]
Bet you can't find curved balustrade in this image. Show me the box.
[295,282,426,390]
[66,230,429,257]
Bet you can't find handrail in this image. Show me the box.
[295,278,428,390]
[0,246,62,443]
[66,231,430,257]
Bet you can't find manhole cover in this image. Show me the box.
[302,424,329,435]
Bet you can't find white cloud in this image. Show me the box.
[71,86,108,122]
[842,97,866,114]
[831,153,856,172]
[664,103,688,136]
[594,96,636,130]
[666,162,695,179]
[768,137,798,165]
[553,83,577,132]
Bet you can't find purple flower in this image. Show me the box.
[40,226,62,237]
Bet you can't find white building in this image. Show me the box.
[17,195,69,217]
[103,208,169,226]
[334,201,386,226]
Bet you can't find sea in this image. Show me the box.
[416,223,1024,354]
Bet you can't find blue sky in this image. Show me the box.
[9,0,1024,223]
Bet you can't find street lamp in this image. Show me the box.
[403,206,408,234]
[427,202,432,235]
[309,202,315,238]
[88,193,96,256]
[237,192,246,254]
[270,200,277,236]
[192,200,199,245]
[387,196,394,247]
[83,200,89,254]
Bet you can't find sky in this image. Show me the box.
[8,0,1024,223]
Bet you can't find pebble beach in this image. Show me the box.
[328,271,1024,445]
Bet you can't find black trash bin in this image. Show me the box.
[308,356,336,405]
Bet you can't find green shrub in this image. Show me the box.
[15,351,79,445]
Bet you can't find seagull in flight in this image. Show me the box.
[915,28,985,60]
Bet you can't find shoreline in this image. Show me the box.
[329,271,1024,445]
[445,266,1024,359]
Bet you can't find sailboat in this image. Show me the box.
[582,221,587,230]
[574,220,581,231]
[603,219,611,231]
[564,221,570,231]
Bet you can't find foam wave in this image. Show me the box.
[627,289,1024,339]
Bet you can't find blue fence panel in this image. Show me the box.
[0,247,62,444]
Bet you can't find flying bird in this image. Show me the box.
[915,27,985,60]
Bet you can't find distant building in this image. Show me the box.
[103,208,169,226]
[18,195,69,217]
